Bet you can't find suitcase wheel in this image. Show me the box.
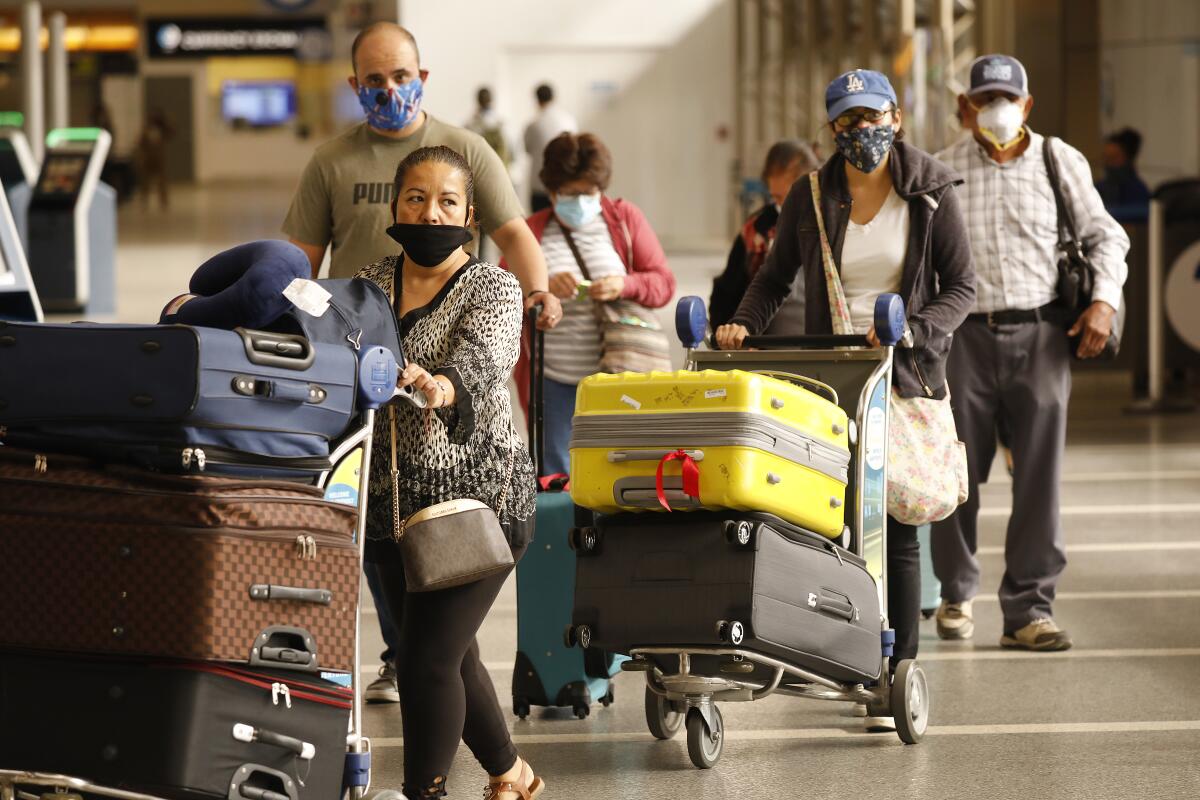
[564,623,592,649]
[600,686,615,707]
[686,705,724,769]
[724,520,754,548]
[573,703,591,719]
[570,526,600,555]
[514,697,531,720]
[715,620,745,645]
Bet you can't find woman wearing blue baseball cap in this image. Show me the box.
[717,68,977,730]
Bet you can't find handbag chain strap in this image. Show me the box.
[390,404,517,542]
[809,172,855,336]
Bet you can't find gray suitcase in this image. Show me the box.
[572,511,883,683]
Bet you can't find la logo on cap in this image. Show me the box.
[983,61,1013,81]
[846,73,865,93]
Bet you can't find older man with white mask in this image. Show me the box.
[933,54,1129,651]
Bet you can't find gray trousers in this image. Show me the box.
[930,318,1071,630]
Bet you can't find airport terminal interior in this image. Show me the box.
[1,0,1199,798]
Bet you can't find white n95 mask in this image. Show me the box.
[975,98,1026,150]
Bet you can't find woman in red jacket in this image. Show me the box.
[517,131,675,476]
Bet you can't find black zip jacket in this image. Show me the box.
[730,141,976,399]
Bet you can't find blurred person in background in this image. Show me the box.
[136,108,173,211]
[716,70,976,732]
[282,20,562,712]
[933,54,1129,652]
[709,139,821,330]
[1096,127,1151,223]
[523,84,577,213]
[519,132,675,476]
[466,86,515,174]
[466,86,517,264]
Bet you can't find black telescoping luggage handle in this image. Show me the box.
[527,305,546,476]
[236,327,316,371]
[711,333,873,350]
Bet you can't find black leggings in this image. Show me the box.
[888,516,921,668]
[376,541,528,798]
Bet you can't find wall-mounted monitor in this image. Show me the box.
[221,81,297,127]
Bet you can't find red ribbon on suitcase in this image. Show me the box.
[655,449,701,511]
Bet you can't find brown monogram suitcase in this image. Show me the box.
[0,447,360,672]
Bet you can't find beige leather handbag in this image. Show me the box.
[390,406,514,592]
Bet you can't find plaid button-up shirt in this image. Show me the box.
[936,130,1128,313]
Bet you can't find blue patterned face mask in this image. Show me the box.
[834,123,896,174]
[357,79,423,132]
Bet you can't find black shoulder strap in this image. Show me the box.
[1042,136,1084,256]
[555,218,593,281]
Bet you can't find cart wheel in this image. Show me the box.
[514,697,530,720]
[890,659,929,744]
[600,686,615,707]
[573,703,590,720]
[685,706,724,769]
[644,686,683,740]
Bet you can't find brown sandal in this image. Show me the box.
[484,760,545,800]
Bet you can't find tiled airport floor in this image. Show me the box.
[110,182,1200,799]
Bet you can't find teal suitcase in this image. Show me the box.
[512,310,622,719]
[918,524,941,617]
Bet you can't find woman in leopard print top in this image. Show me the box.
[356,146,541,800]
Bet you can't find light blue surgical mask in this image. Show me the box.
[357,79,423,132]
[554,192,602,229]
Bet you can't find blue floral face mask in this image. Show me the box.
[357,79,423,132]
[834,123,896,174]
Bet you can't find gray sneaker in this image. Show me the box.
[365,662,400,703]
[936,599,975,640]
[1001,618,1073,651]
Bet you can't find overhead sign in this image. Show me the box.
[146,17,327,58]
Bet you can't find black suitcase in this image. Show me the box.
[571,511,883,683]
[0,652,350,800]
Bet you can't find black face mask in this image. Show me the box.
[386,223,474,268]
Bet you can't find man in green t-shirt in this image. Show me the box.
[284,22,561,710]
[283,21,561,327]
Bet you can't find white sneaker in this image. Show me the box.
[864,714,897,733]
[365,662,400,703]
[936,599,975,640]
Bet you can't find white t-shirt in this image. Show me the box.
[523,105,578,194]
[541,216,626,384]
[840,186,909,334]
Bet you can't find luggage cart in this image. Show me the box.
[0,344,403,800]
[567,294,930,769]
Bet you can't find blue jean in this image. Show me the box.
[365,560,401,664]
[541,377,577,477]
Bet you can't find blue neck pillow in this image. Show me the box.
[159,240,310,330]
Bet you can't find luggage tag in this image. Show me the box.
[283,278,332,317]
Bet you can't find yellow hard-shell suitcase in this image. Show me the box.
[569,370,852,538]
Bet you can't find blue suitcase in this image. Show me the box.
[0,321,357,477]
[512,310,623,719]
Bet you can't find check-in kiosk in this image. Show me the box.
[26,127,116,315]
[0,113,39,247]
[0,182,42,322]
